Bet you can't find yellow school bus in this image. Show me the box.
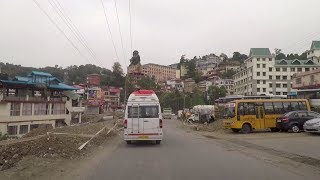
[223,99,311,133]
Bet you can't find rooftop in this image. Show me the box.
[249,48,271,57]
[275,59,318,66]
[310,41,320,50]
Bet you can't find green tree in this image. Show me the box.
[207,86,227,104]
[221,69,236,79]
[137,76,160,91]
[276,53,286,60]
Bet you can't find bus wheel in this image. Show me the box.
[290,124,300,133]
[241,124,252,134]
[270,128,280,132]
[231,128,240,133]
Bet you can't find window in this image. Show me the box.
[22,103,32,116]
[269,75,272,79]
[52,103,65,115]
[7,126,18,135]
[291,68,295,72]
[257,58,260,61]
[128,106,159,118]
[283,102,293,112]
[305,68,310,71]
[30,124,39,131]
[34,103,49,115]
[257,72,260,76]
[19,125,28,134]
[257,64,260,68]
[296,78,301,84]
[263,72,266,76]
[276,76,280,80]
[264,102,274,114]
[282,68,287,72]
[296,112,308,118]
[263,80,266,84]
[283,92,287,95]
[262,58,266,61]
[263,88,266,92]
[290,102,299,111]
[10,103,20,116]
[276,84,280,88]
[276,68,280,72]
[257,88,260,92]
[269,83,272,88]
[262,64,266,68]
[297,68,302,72]
[273,102,284,114]
[238,102,255,115]
[308,112,320,118]
[299,102,307,110]
[276,92,281,95]
[283,76,287,80]
[283,84,287,88]
[269,67,272,72]
[257,80,260,84]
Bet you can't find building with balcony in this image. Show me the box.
[196,56,222,75]
[214,78,234,95]
[233,46,320,96]
[293,68,320,89]
[0,71,85,136]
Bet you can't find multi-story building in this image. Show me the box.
[103,87,121,112]
[0,71,85,136]
[197,80,213,92]
[166,79,184,92]
[218,61,241,73]
[87,74,101,87]
[142,63,176,83]
[214,78,234,95]
[307,41,320,63]
[196,56,221,75]
[233,46,320,96]
[183,78,196,93]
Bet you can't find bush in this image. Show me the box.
[0,132,9,141]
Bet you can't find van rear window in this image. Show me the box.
[128,106,159,118]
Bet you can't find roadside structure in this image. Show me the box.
[0,71,85,136]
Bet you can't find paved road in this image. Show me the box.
[84,120,319,180]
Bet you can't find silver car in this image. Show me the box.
[303,118,320,133]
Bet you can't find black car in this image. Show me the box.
[276,111,320,133]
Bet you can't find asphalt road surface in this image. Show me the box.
[84,120,319,180]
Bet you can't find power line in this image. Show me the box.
[113,0,127,64]
[49,0,105,67]
[100,0,120,63]
[32,0,91,64]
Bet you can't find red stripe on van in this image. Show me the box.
[128,133,160,136]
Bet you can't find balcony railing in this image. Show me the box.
[1,95,67,102]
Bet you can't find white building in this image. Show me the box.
[233,47,320,96]
[196,56,221,75]
[214,78,234,95]
[307,41,320,63]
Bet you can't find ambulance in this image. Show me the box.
[124,90,163,144]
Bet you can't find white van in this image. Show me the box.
[124,90,163,144]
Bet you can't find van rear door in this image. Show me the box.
[127,105,142,134]
[139,105,160,134]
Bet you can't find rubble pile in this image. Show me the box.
[52,122,105,135]
[194,119,224,132]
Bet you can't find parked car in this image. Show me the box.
[276,111,320,133]
[304,118,320,133]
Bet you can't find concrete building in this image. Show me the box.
[103,87,122,112]
[292,68,320,89]
[87,74,101,87]
[166,79,184,92]
[196,56,221,75]
[214,78,234,95]
[0,71,85,136]
[307,41,320,64]
[197,80,213,92]
[86,87,105,114]
[233,47,320,96]
[142,63,176,83]
[218,61,241,73]
[180,64,188,78]
[183,78,196,93]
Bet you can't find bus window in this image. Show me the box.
[238,102,245,115]
[273,102,284,114]
[264,102,274,114]
[283,102,293,112]
[246,103,256,115]
[298,101,307,110]
[290,101,299,111]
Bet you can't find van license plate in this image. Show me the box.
[138,136,149,140]
[277,119,282,122]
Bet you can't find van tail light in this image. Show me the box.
[159,119,163,128]
[281,117,289,123]
[124,119,128,129]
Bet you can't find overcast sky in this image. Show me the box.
[1,0,320,71]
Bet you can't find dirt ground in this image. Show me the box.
[0,116,120,173]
